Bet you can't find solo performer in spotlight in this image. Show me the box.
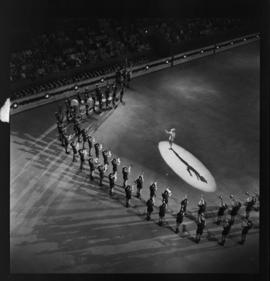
[165,128,176,149]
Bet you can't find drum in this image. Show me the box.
[71,99,79,107]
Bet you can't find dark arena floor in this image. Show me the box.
[10,41,260,273]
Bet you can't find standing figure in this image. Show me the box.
[105,84,111,109]
[122,165,131,188]
[94,142,101,159]
[87,136,95,156]
[244,192,256,219]
[158,202,167,226]
[125,185,133,207]
[102,149,111,171]
[146,198,154,221]
[70,140,79,162]
[219,218,233,246]
[195,214,206,243]
[88,156,95,181]
[229,195,242,224]
[79,148,87,171]
[111,157,121,175]
[216,195,228,224]
[119,86,125,104]
[165,128,176,149]
[175,208,185,233]
[115,68,121,86]
[239,218,253,245]
[63,134,71,154]
[97,163,106,186]
[108,172,117,196]
[149,182,158,203]
[180,195,188,214]
[57,121,65,145]
[95,84,103,111]
[112,83,117,107]
[134,174,144,199]
[82,129,88,149]
[162,188,172,205]
[198,195,207,218]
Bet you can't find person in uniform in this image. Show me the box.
[57,121,65,146]
[82,129,88,149]
[165,128,176,149]
[115,68,121,86]
[198,195,207,218]
[122,165,131,188]
[180,195,188,214]
[195,213,206,243]
[105,84,111,109]
[125,185,133,207]
[102,149,112,171]
[134,174,144,199]
[149,182,158,203]
[111,157,121,175]
[244,192,257,219]
[219,218,233,246]
[78,148,87,171]
[112,83,117,107]
[119,85,125,104]
[108,172,117,196]
[175,208,185,233]
[94,142,102,159]
[88,156,96,181]
[65,99,72,122]
[73,120,82,143]
[97,163,106,186]
[87,135,95,156]
[158,202,167,226]
[162,188,172,205]
[63,134,71,154]
[146,198,154,221]
[95,84,103,111]
[70,140,79,162]
[229,194,242,224]
[216,195,228,224]
[239,218,253,245]
[85,95,90,116]
[92,95,97,113]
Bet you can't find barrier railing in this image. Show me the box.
[10,32,259,115]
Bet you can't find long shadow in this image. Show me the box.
[170,147,207,183]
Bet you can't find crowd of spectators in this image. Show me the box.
[10,17,249,100]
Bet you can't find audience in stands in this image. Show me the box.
[10,18,249,99]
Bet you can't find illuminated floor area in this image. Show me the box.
[158,141,216,192]
[10,42,259,273]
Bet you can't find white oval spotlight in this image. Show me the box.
[158,141,216,192]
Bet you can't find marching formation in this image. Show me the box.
[54,70,259,247]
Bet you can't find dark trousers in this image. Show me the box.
[159,216,165,226]
[146,210,152,220]
[80,160,84,171]
[90,169,94,180]
[73,153,78,162]
[99,175,104,186]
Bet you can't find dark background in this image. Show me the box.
[0,0,269,281]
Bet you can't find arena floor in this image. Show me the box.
[10,41,260,273]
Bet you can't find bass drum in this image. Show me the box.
[71,98,79,107]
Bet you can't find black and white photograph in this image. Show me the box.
[0,0,269,277]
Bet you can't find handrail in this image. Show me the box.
[10,32,259,115]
